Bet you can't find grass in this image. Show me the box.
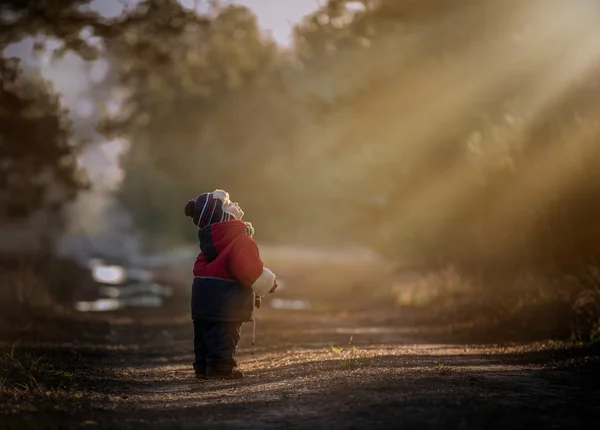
[436,361,453,374]
[391,265,600,342]
[0,345,110,418]
[0,267,66,318]
[330,337,368,369]
[392,266,473,309]
[0,346,74,394]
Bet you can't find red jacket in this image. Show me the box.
[193,220,264,285]
[192,220,273,321]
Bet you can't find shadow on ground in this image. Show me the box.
[2,301,599,430]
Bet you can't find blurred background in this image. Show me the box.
[2,0,600,343]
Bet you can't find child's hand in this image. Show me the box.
[269,280,278,294]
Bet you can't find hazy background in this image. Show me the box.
[2,0,600,341]
[3,0,322,262]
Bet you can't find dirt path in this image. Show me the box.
[4,307,598,430]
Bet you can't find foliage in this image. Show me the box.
[0,0,110,223]
[0,348,73,393]
[4,0,600,338]
[0,0,201,225]
[103,0,284,245]
[0,58,87,221]
[96,0,600,275]
[286,0,600,275]
[0,0,102,59]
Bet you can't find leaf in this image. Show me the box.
[331,346,343,354]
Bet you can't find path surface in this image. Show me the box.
[5,306,598,430]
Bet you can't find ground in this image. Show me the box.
[2,302,599,430]
[1,251,599,429]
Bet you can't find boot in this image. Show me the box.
[206,368,244,380]
[193,364,207,379]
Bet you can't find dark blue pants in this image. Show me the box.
[193,320,242,373]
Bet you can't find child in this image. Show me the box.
[184,190,277,380]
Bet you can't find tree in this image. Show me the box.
[0,0,110,223]
[0,57,87,221]
[102,1,283,246]
[279,0,600,274]
[0,0,104,60]
[0,0,192,225]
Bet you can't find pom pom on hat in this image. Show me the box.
[184,200,195,218]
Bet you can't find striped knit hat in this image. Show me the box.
[184,190,235,229]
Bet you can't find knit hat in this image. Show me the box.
[184,190,235,229]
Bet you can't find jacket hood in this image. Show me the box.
[198,220,251,262]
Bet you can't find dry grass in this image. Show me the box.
[391,265,600,341]
[0,267,66,318]
[392,265,473,308]
[0,347,73,394]
[0,267,80,349]
[0,345,111,418]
